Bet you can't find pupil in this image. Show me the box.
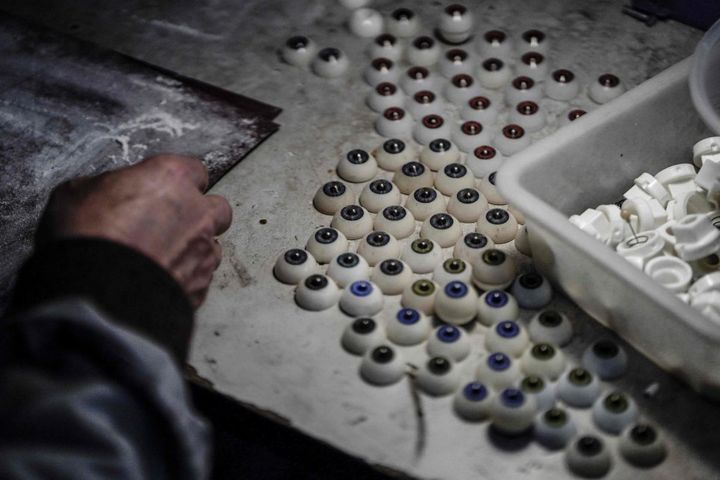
[428,357,451,375]
[593,340,619,358]
[287,36,308,49]
[368,232,389,246]
[577,436,602,456]
[430,139,451,152]
[284,249,307,265]
[392,8,413,20]
[316,228,338,244]
[474,146,496,159]
[341,205,364,221]
[482,249,505,265]
[532,343,555,359]
[519,272,543,289]
[383,206,406,220]
[430,214,453,229]
[415,188,436,202]
[465,233,487,248]
[630,425,657,445]
[413,280,435,296]
[483,58,503,71]
[323,181,346,197]
[352,318,376,334]
[372,346,395,364]
[305,274,328,290]
[539,311,562,327]
[444,163,466,178]
[464,382,488,401]
[338,253,359,268]
[487,209,509,225]
[569,368,591,385]
[521,376,544,392]
[402,162,425,177]
[319,48,340,61]
[381,260,403,275]
[412,239,432,253]
[383,139,405,154]
[489,172,497,184]
[347,149,369,164]
[544,408,567,426]
[376,83,397,96]
[604,392,628,412]
[414,90,435,104]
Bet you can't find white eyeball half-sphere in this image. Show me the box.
[518,29,550,55]
[427,325,471,361]
[406,90,445,119]
[490,388,537,435]
[341,317,385,355]
[337,149,378,183]
[494,124,531,156]
[445,74,482,106]
[557,367,601,408]
[282,35,318,68]
[401,238,443,274]
[348,8,384,38]
[545,68,580,101]
[454,232,494,264]
[466,145,503,179]
[477,30,513,60]
[438,4,474,44]
[376,107,414,139]
[369,34,403,62]
[386,307,432,346]
[476,352,521,390]
[359,179,401,213]
[471,248,517,290]
[327,252,371,288]
[592,391,639,434]
[484,320,529,358]
[357,231,401,267]
[447,188,489,223]
[331,204,374,240]
[520,343,567,381]
[401,66,438,96]
[505,76,542,107]
[420,138,460,171]
[528,310,573,346]
[374,205,416,240]
[519,375,556,412]
[589,73,625,104]
[582,339,628,380]
[510,271,553,309]
[477,289,519,326]
[516,51,549,82]
[435,163,476,196]
[434,281,477,325]
[534,407,577,449]
[566,436,612,478]
[306,227,349,264]
[433,258,472,286]
[439,48,475,78]
[414,356,462,396]
[407,35,441,67]
[364,57,400,87]
[461,95,500,125]
[360,344,406,386]
[476,208,519,244]
[371,258,413,295]
[339,280,384,317]
[453,381,494,421]
[618,423,668,468]
[421,213,463,248]
[452,121,492,154]
[312,47,350,78]
[387,7,421,38]
[313,180,356,216]
[509,101,546,133]
[414,114,452,145]
[393,161,434,194]
[401,279,439,315]
[405,187,446,221]
[476,57,512,90]
[373,138,415,171]
[295,274,341,311]
[478,171,506,205]
[274,248,321,285]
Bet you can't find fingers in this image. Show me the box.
[144,154,209,192]
[205,195,233,235]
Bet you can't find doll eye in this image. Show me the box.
[511,271,553,309]
[339,280,384,317]
[331,205,373,240]
[413,280,435,296]
[371,259,413,295]
[401,279,438,316]
[589,73,625,104]
[274,248,321,285]
[386,307,432,346]
[337,149,378,183]
[306,227,349,264]
[484,320,529,358]
[294,274,340,311]
[415,356,461,396]
[619,423,668,468]
[313,180,356,216]
[360,344,406,386]
[557,367,601,408]
[519,375,556,412]
[490,388,536,435]
[534,407,577,450]
[453,381,494,421]
[341,317,385,355]
[477,289,520,327]
[282,35,318,68]
[327,252,371,289]
[582,339,628,380]
[426,325,471,361]
[566,436,612,478]
[592,391,639,434]
[520,343,567,381]
[528,309,573,347]
[312,47,350,78]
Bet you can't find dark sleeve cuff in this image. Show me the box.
[9,237,194,363]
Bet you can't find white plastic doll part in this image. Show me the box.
[433,258,472,286]
[494,124,531,156]
[596,204,632,247]
[331,205,374,240]
[387,307,431,346]
[364,58,400,87]
[357,231,401,266]
[374,205,416,240]
[414,114,452,145]
[454,232,494,263]
[471,248,517,290]
[386,7,421,38]
[477,30,513,59]
[405,187,446,221]
[516,52,549,82]
[340,280,385,317]
[519,29,549,55]
[434,281,477,325]
[520,343,566,381]
[341,317,385,355]
[668,190,716,221]
[519,375,556,412]
[306,227,349,264]
[619,423,668,468]
[476,352,522,390]
[528,310,573,346]
[569,208,613,244]
[339,0,370,9]
[360,344,406,386]
[508,101,546,133]
[375,107,414,139]
[348,8,383,38]
[491,388,537,435]
[589,73,626,104]
[690,254,720,278]
[560,108,587,126]
[534,407,577,449]
[654,163,697,197]
[373,139,414,171]
[401,279,438,315]
[615,230,665,269]
[337,149,378,183]
[644,255,693,293]
[420,138,460,171]
[448,188,488,223]
[582,339,628,380]
[452,121,492,154]
[693,136,720,167]
[506,76,542,106]
[466,146,503,179]
[274,249,321,285]
[406,36,441,67]
[696,152,720,196]
[484,320,530,358]
[592,391,639,434]
[282,36,317,68]
[477,290,519,326]
[415,356,462,396]
[393,161,434,194]
[461,95,500,125]
[369,34,403,62]
[327,252,371,288]
[312,48,350,78]
[313,180,356,215]
[557,368,601,408]
[566,435,612,478]
[401,238,443,274]
[476,208,519,244]
[371,259,413,295]
[453,381,494,421]
[295,274,341,311]
[439,48,475,78]
[510,272,553,309]
[671,213,720,261]
[406,90,445,119]
[476,58,512,90]
[438,4,474,44]
[420,213,463,248]
[544,68,580,101]
[401,66,437,96]
[691,291,720,322]
[435,163,476,196]
[367,82,405,113]
[689,271,720,297]
[445,74,482,105]
[623,188,668,227]
[359,179,401,213]
[427,325,471,361]
[634,172,671,207]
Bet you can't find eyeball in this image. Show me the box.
[461,95,500,125]
[364,58,400,87]
[401,279,438,315]
[341,317,385,355]
[545,69,580,101]
[387,307,431,345]
[373,138,414,171]
[376,107,414,139]
[476,208,519,244]
[371,258,413,295]
[357,231,400,266]
[528,310,573,346]
[519,375,556,412]
[274,248,321,285]
[427,325,471,361]
[327,252,371,287]
[490,388,536,435]
[445,74,481,105]
[452,121,492,154]
[447,188,488,223]
[477,30,513,60]
[331,204,374,240]
[466,145,503,178]
[582,339,628,380]
[509,101,546,133]
[369,34,403,62]
[406,90,445,119]
[386,7,421,38]
[516,52,549,82]
[414,114,452,145]
[421,213,463,248]
[520,343,566,381]
[484,321,529,358]
[478,171,506,204]
[477,352,522,390]
[420,138,460,171]
[439,48,475,78]
[348,8,383,37]
[401,238,443,274]
[477,290,519,326]
[295,274,341,311]
[589,73,625,104]
[360,179,401,213]
[374,205,416,239]
[435,163,476,196]
[519,29,549,55]
[471,248,517,290]
[515,224,532,256]
[393,161,434,194]
[454,232,494,263]
[566,436,612,479]
[453,381,494,421]
[312,47,349,78]
[619,423,668,468]
[557,368,601,408]
[360,344,406,386]
[306,227,349,263]
[438,4,474,44]
[562,108,588,126]
[282,35,317,68]
[592,391,639,434]
[511,272,553,309]
[415,356,462,396]
[534,407,577,449]
[337,149,378,183]
[407,36,441,67]
[433,258,472,286]
[401,66,437,96]
[505,76,541,107]
[434,281,477,325]
[367,82,405,113]
[313,180,356,215]
[476,58,512,90]
[339,280,384,317]
[494,124,531,156]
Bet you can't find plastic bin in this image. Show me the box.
[691,18,720,134]
[497,57,720,397]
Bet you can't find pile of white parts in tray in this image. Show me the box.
[276,2,669,476]
[570,136,720,324]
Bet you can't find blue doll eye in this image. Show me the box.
[445,281,468,298]
[496,320,520,338]
[437,325,460,342]
[396,308,420,324]
[350,280,373,297]
[488,352,511,371]
[485,290,508,307]
[500,388,525,408]
[463,382,488,401]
